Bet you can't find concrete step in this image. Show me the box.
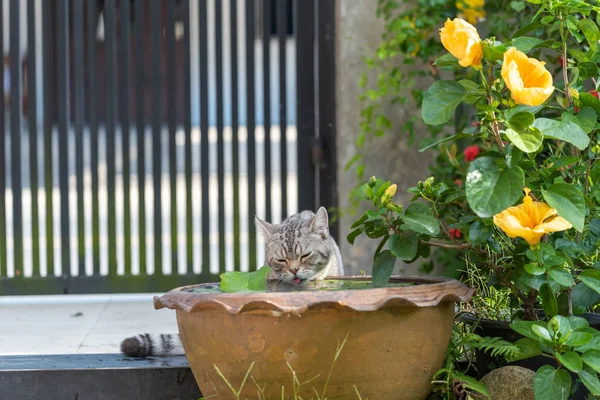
[0,353,201,400]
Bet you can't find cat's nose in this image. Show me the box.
[290,268,298,275]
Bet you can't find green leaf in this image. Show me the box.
[481,40,507,62]
[534,366,572,400]
[421,81,467,126]
[512,21,543,39]
[532,324,553,342]
[510,320,545,341]
[548,315,571,341]
[568,316,589,330]
[579,62,598,80]
[220,266,272,293]
[512,36,544,53]
[548,267,575,287]
[418,132,472,153]
[507,338,542,362]
[578,366,600,396]
[532,118,591,150]
[590,219,600,237]
[565,332,593,347]
[451,372,490,397]
[372,250,396,287]
[580,92,600,113]
[510,1,526,12]
[401,203,440,236]
[540,283,558,318]
[579,19,600,51]
[504,127,543,153]
[389,234,418,261]
[525,263,547,275]
[347,228,364,245]
[506,144,523,169]
[579,270,600,295]
[572,282,600,308]
[577,108,597,134]
[577,335,600,353]
[469,221,494,245]
[582,350,600,373]
[507,111,535,132]
[542,183,585,232]
[466,157,525,218]
[433,53,460,68]
[557,352,583,373]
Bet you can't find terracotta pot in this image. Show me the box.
[154,275,474,400]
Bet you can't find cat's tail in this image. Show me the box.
[120,333,184,357]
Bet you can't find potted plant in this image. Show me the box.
[153,269,473,400]
[349,1,600,398]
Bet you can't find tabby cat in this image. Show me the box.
[120,207,344,357]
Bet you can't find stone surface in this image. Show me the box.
[0,293,178,355]
[481,366,535,400]
[336,0,437,275]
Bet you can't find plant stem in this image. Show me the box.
[568,286,573,316]
[481,65,505,153]
[421,240,473,250]
[560,13,571,107]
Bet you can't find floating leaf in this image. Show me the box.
[220,266,272,293]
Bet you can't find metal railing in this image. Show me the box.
[0,0,336,295]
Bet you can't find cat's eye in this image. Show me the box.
[276,259,288,265]
[300,252,313,261]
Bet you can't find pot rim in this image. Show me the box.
[154,275,475,315]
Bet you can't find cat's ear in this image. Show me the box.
[311,207,329,238]
[255,216,275,240]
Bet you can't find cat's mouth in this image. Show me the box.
[292,277,306,285]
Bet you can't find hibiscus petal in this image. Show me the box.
[538,216,572,233]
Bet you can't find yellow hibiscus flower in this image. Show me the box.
[439,18,483,69]
[501,47,555,106]
[493,188,572,246]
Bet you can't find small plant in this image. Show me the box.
[506,315,600,398]
[350,0,600,398]
[199,332,365,400]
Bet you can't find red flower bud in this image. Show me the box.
[463,145,481,162]
[449,228,462,239]
[454,179,463,186]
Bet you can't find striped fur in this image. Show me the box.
[120,333,184,357]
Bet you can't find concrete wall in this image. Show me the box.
[336,0,436,275]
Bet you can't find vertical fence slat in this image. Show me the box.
[87,0,100,276]
[73,0,85,276]
[0,0,5,277]
[105,0,118,276]
[120,0,132,275]
[27,0,40,276]
[150,0,162,275]
[166,0,178,273]
[277,0,287,220]
[10,0,23,277]
[215,0,225,273]
[246,0,256,271]
[262,0,271,222]
[183,0,193,273]
[231,0,240,270]
[56,0,70,275]
[134,0,147,274]
[317,0,338,240]
[199,0,210,274]
[43,0,55,275]
[295,0,315,212]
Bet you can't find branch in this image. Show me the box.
[421,240,473,250]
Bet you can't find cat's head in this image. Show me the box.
[255,207,332,285]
